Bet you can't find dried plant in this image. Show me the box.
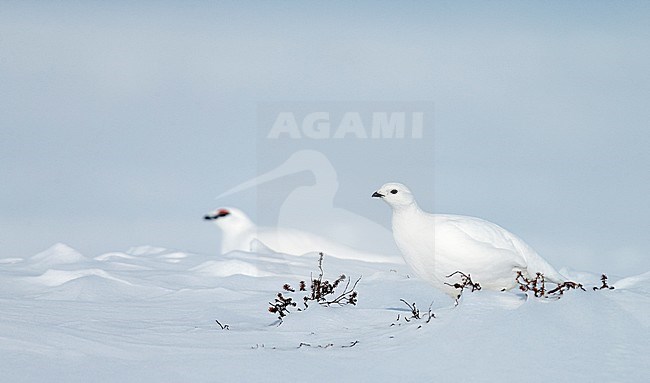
[516,271,585,298]
[302,253,360,307]
[251,343,276,350]
[297,340,359,349]
[215,319,230,330]
[268,252,361,323]
[399,299,421,320]
[546,281,586,296]
[516,272,547,298]
[445,271,482,301]
[268,292,297,320]
[298,342,334,349]
[593,274,615,291]
[391,299,435,328]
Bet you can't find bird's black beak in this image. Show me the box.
[204,211,231,221]
[372,191,384,198]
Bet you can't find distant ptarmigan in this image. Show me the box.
[372,182,567,297]
[204,207,401,263]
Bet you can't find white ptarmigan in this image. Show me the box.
[372,182,567,297]
[204,207,402,263]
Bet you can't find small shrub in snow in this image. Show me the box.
[515,271,585,298]
[303,253,360,307]
[546,280,586,296]
[515,272,548,298]
[268,252,361,323]
[445,270,482,301]
[268,292,297,319]
[399,299,422,320]
[593,274,615,291]
[391,299,435,328]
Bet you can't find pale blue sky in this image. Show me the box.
[1,1,649,276]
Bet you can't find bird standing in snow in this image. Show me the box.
[216,150,400,256]
[372,182,567,297]
[204,207,401,263]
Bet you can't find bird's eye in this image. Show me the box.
[390,189,398,194]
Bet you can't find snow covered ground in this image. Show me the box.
[1,243,648,382]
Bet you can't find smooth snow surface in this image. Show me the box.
[373,183,568,296]
[1,243,648,383]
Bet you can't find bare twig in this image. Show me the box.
[399,299,420,319]
[546,281,586,295]
[324,276,361,306]
[298,341,356,349]
[392,299,435,327]
[215,319,229,330]
[425,302,436,323]
[445,271,481,301]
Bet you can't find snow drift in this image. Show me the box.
[0,243,647,382]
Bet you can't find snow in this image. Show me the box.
[1,244,648,382]
[190,260,275,278]
[28,269,134,287]
[28,243,88,269]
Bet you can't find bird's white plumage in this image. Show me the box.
[204,207,402,264]
[373,182,566,297]
[216,150,401,256]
